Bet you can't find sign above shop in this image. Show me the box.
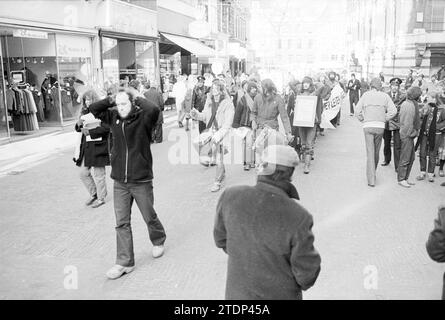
[12,29,48,39]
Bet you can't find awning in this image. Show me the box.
[160,32,216,58]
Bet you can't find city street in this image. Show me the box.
[0,100,444,300]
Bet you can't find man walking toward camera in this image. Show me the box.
[89,89,166,280]
[214,145,321,299]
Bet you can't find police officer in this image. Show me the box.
[382,77,405,171]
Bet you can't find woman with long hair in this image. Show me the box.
[190,79,235,192]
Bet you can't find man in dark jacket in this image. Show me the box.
[143,81,165,143]
[382,77,405,170]
[191,76,208,133]
[397,86,421,187]
[347,73,361,116]
[74,106,110,208]
[214,145,321,299]
[426,204,445,300]
[89,89,166,280]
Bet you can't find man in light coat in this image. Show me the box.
[214,145,321,299]
[355,78,397,187]
[191,79,235,192]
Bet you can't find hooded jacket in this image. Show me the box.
[89,96,160,183]
[426,205,445,300]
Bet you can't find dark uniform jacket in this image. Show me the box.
[89,97,159,183]
[426,206,445,300]
[385,90,406,130]
[214,177,321,300]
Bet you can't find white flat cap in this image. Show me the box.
[258,145,299,175]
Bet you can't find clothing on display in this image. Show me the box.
[5,85,39,132]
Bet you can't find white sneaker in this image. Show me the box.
[152,245,165,258]
[106,265,135,280]
[210,182,221,192]
[398,180,411,188]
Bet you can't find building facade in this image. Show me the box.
[249,0,348,89]
[0,0,158,143]
[347,0,445,81]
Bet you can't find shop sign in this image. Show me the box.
[12,29,48,39]
[57,35,92,58]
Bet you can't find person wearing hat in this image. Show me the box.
[397,86,421,187]
[347,73,361,116]
[382,77,405,169]
[214,145,321,299]
[355,77,397,187]
[232,80,258,170]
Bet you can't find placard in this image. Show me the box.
[293,95,318,127]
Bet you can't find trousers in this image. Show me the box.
[79,165,107,200]
[113,180,166,267]
[397,137,415,182]
[383,129,401,170]
[363,127,384,185]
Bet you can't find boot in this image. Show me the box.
[303,154,311,174]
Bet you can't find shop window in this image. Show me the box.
[102,37,119,92]
[135,41,156,85]
[56,34,93,121]
[1,30,59,133]
[118,40,137,84]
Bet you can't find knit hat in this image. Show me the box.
[407,86,422,101]
[302,76,313,85]
[258,145,300,175]
[247,81,257,92]
[370,77,382,90]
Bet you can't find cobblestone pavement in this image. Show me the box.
[0,104,444,300]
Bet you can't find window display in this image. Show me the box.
[0,27,94,139]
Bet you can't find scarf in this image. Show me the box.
[257,175,300,200]
[244,92,254,111]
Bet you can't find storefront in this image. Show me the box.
[0,26,95,141]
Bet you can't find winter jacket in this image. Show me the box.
[232,95,253,128]
[74,117,111,168]
[194,94,235,144]
[355,90,397,128]
[385,90,406,130]
[347,79,361,97]
[252,94,292,134]
[426,205,445,300]
[214,177,321,300]
[143,87,164,111]
[89,96,160,183]
[191,86,208,112]
[398,100,420,139]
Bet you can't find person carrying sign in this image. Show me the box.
[297,77,319,174]
[190,79,235,193]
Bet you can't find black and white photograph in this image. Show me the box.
[0,0,445,305]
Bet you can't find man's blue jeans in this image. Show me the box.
[114,180,166,267]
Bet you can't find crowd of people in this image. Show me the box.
[69,66,445,299]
